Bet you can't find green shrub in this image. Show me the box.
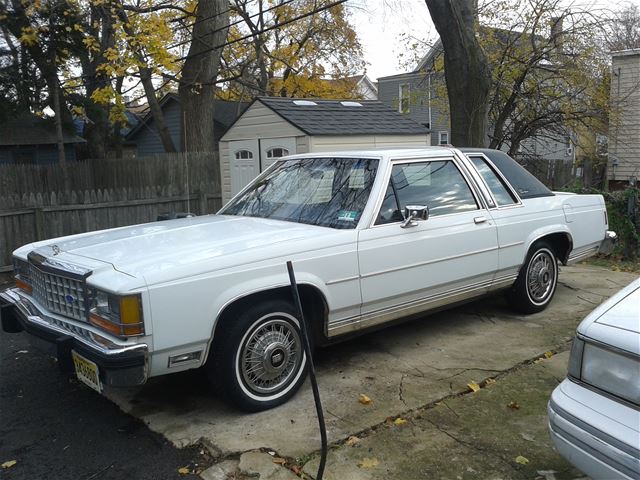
[562,186,639,260]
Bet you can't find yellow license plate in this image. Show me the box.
[72,350,102,393]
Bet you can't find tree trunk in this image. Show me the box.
[51,78,71,191]
[179,0,229,153]
[424,0,491,147]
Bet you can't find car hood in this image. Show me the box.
[579,278,640,355]
[29,215,334,278]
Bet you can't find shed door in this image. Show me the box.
[260,137,297,171]
[230,139,259,197]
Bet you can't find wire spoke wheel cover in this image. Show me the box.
[238,314,303,396]
[526,249,556,304]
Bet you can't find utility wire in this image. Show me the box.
[166,0,298,51]
[174,0,348,63]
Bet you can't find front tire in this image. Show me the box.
[208,299,308,412]
[508,242,558,314]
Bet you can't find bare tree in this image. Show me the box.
[605,3,640,51]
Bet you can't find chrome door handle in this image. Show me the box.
[474,216,487,224]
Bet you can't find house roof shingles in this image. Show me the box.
[0,114,85,146]
[258,97,428,136]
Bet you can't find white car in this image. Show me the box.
[1,147,616,411]
[548,278,640,479]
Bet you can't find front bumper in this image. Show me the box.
[548,379,640,479]
[1,287,148,388]
[599,230,618,255]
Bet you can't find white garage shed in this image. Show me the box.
[219,97,430,203]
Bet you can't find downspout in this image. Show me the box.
[428,73,433,146]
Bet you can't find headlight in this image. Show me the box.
[12,256,32,294]
[89,289,144,338]
[571,337,640,405]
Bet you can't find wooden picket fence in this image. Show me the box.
[0,153,222,271]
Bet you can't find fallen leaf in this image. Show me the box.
[393,417,408,426]
[544,351,554,359]
[291,465,302,474]
[515,455,529,465]
[485,378,496,385]
[177,466,190,475]
[358,393,372,405]
[508,401,520,410]
[1,460,17,469]
[345,436,361,446]
[467,382,481,393]
[520,432,535,442]
[357,457,379,469]
[272,457,286,465]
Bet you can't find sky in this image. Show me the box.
[351,0,640,82]
[351,0,434,81]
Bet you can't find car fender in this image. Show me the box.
[204,270,331,359]
[523,224,573,261]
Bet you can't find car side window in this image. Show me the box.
[376,160,478,225]
[468,155,518,206]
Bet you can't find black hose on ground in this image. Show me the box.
[286,260,327,480]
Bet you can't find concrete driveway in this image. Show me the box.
[104,265,637,477]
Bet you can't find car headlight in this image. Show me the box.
[569,337,640,405]
[89,289,144,338]
[12,256,32,294]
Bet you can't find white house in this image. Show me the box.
[609,49,640,189]
[219,97,430,203]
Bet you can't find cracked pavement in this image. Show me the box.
[2,265,635,479]
[101,264,636,479]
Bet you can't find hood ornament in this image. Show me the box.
[51,245,61,256]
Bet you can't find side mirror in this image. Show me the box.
[401,205,429,228]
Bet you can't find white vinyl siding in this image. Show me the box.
[220,102,305,141]
[309,134,429,152]
[610,52,640,181]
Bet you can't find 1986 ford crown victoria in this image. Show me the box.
[1,147,616,411]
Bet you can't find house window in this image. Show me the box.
[234,149,253,160]
[438,131,449,145]
[266,147,289,159]
[399,84,410,114]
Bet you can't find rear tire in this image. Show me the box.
[208,299,308,412]
[508,241,558,314]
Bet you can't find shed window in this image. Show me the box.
[439,131,449,145]
[266,147,289,159]
[235,150,253,160]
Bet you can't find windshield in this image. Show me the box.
[220,157,379,229]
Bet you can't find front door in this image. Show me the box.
[355,156,499,331]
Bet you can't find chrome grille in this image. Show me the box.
[30,265,89,321]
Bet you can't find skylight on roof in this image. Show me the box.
[340,101,363,107]
[293,100,317,106]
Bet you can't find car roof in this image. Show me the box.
[285,147,457,160]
